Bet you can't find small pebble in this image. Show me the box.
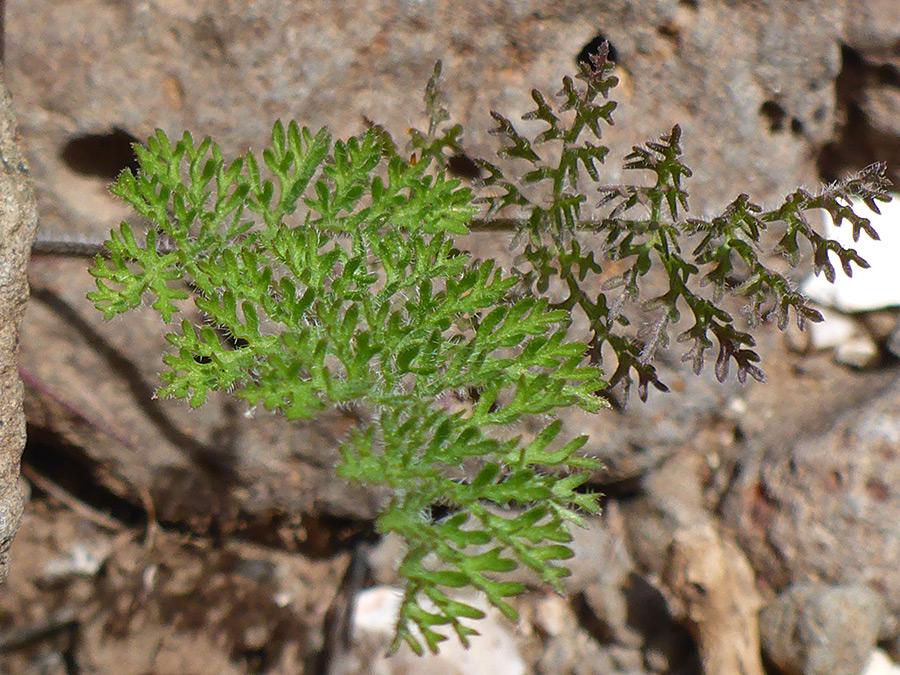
[834,335,879,368]
[807,308,858,351]
[41,542,109,580]
[759,582,884,675]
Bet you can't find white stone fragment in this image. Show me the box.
[533,593,577,637]
[807,307,859,350]
[785,305,877,363]
[802,194,900,312]
[352,585,403,639]
[861,649,900,675]
[835,335,880,369]
[41,542,110,580]
[333,585,526,675]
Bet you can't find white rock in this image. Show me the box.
[835,334,880,369]
[332,586,526,675]
[786,305,881,366]
[41,542,110,580]
[352,585,404,639]
[807,307,859,350]
[861,649,900,675]
[802,194,900,312]
[533,593,577,637]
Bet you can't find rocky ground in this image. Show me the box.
[6,288,900,675]
[3,1,900,674]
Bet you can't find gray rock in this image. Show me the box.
[620,452,708,574]
[7,0,851,237]
[537,634,618,675]
[567,361,744,483]
[722,371,900,637]
[578,501,643,648]
[563,504,636,594]
[0,64,37,584]
[843,0,900,59]
[759,583,885,675]
[862,86,900,138]
[828,0,900,186]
